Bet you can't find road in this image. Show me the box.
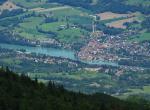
[30,6,71,12]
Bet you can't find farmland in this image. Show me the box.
[97,12,130,21]
[125,0,150,7]
[0,0,147,46]
[0,0,150,98]
[130,32,150,42]
[106,17,137,29]
[0,1,92,46]
[97,12,143,29]
[118,85,150,100]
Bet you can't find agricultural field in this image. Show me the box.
[97,12,130,21]
[1,58,22,65]
[1,0,148,46]
[13,16,49,40]
[97,12,143,29]
[0,0,93,47]
[0,0,150,98]
[130,32,150,42]
[11,0,48,8]
[106,17,138,29]
[40,21,88,43]
[1,0,92,41]
[118,85,150,99]
[125,0,150,7]
[30,6,71,13]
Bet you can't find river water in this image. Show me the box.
[0,43,118,66]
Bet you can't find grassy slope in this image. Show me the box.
[130,32,150,42]
[14,16,49,40]
[4,0,148,43]
[125,0,150,7]
[0,1,91,43]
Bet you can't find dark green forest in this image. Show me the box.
[48,0,150,14]
[0,67,150,110]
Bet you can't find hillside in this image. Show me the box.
[0,67,149,110]
[48,0,150,14]
[0,0,150,99]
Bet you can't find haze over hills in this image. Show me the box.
[0,0,150,103]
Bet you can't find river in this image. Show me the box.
[0,43,118,66]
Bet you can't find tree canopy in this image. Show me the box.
[0,67,149,110]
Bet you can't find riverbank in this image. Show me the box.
[0,43,118,66]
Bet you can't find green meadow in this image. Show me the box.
[130,32,150,42]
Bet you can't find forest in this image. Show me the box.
[0,67,150,110]
[48,0,150,14]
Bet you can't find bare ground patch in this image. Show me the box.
[97,12,130,20]
[0,1,19,11]
[106,17,138,29]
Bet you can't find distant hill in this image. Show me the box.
[48,0,150,14]
[0,67,149,110]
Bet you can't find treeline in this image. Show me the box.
[142,17,150,32]
[0,30,35,46]
[0,67,150,110]
[118,57,150,68]
[48,0,92,9]
[0,9,24,19]
[48,0,150,14]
